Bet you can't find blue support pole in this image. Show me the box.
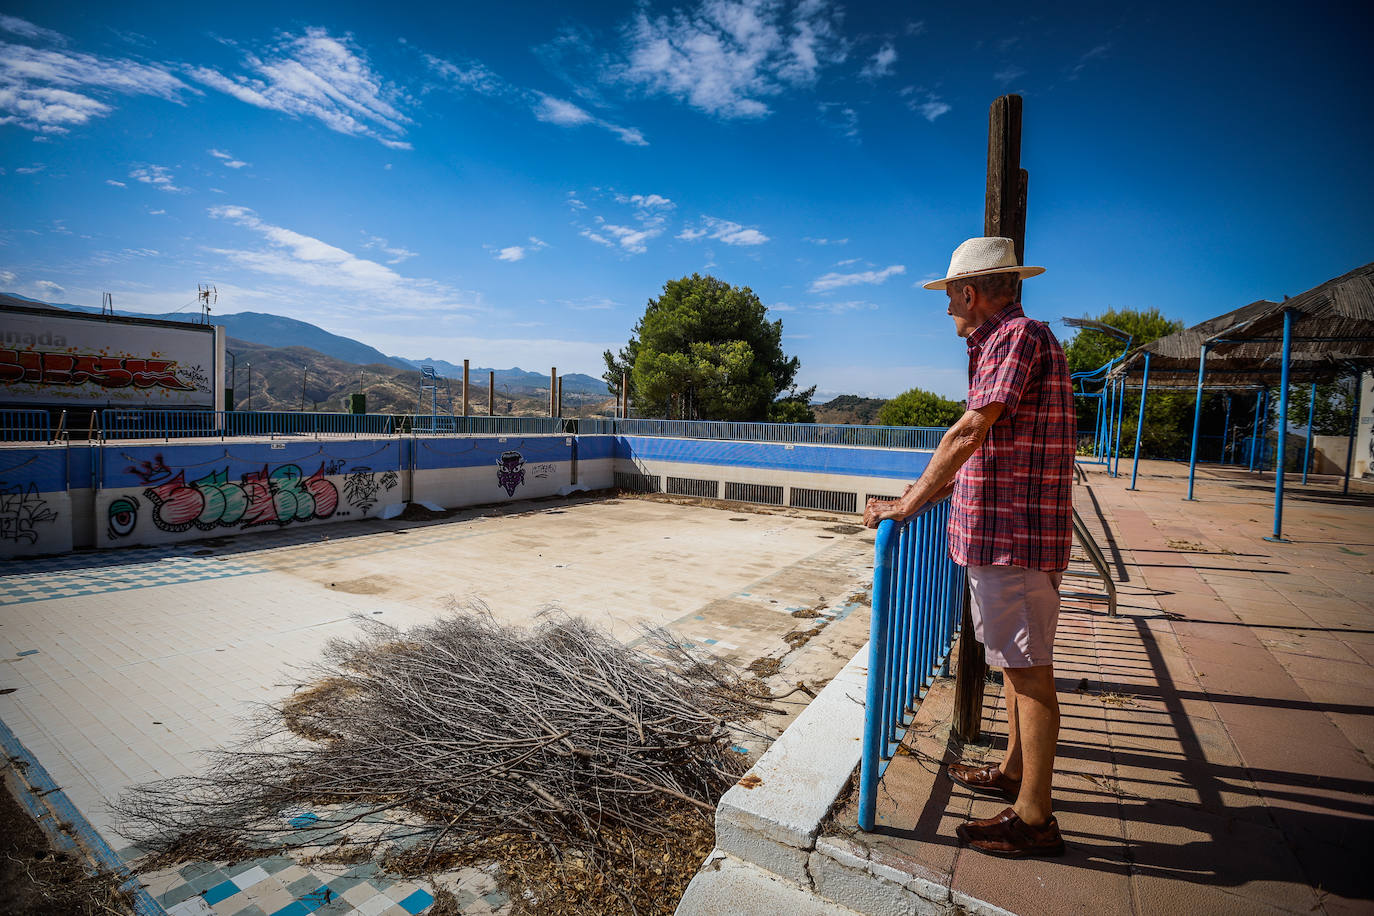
[1186,344,1208,501]
[1266,311,1294,542]
[1302,382,1316,484]
[858,520,896,832]
[1113,377,1127,477]
[1249,389,1264,471]
[1129,352,1151,490]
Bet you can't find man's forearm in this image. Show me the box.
[880,405,1000,522]
[889,426,978,517]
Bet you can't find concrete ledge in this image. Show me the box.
[810,835,1014,916]
[715,644,868,857]
[681,639,1011,916]
[675,849,865,916]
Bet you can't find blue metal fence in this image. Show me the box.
[97,411,578,440]
[101,410,399,440]
[580,417,945,449]
[857,498,965,831]
[0,409,52,442]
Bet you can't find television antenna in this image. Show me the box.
[197,283,217,324]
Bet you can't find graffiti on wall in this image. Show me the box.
[497,450,525,497]
[143,463,339,532]
[0,350,197,392]
[108,495,139,539]
[342,467,399,515]
[0,481,59,544]
[530,463,557,479]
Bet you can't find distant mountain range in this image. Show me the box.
[0,292,607,396]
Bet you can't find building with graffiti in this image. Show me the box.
[0,302,224,413]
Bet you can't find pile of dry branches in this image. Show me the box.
[114,602,774,913]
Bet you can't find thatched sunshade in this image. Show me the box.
[1107,262,1374,389]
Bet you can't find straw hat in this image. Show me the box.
[922,237,1045,290]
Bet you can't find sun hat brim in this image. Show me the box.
[923,264,1045,290]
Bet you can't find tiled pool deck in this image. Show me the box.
[0,496,876,915]
[835,460,1373,915]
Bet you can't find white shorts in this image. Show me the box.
[966,564,1063,669]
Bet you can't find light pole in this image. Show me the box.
[246,363,252,411]
[300,368,309,412]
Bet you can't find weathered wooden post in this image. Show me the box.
[462,359,470,417]
[488,370,495,416]
[550,367,557,417]
[621,370,629,419]
[953,94,1029,745]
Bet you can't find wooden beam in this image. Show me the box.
[954,94,1028,745]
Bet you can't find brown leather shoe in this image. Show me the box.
[947,762,1021,801]
[956,807,1065,858]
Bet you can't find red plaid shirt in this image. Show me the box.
[949,303,1075,571]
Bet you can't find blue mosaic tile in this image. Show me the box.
[187,869,230,893]
[288,812,319,829]
[299,885,333,911]
[268,902,310,916]
[228,905,268,916]
[398,888,435,914]
[204,879,242,906]
[159,883,199,907]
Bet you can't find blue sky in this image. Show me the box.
[1,1,1371,400]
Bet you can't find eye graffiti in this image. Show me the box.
[496,450,525,497]
[108,495,139,539]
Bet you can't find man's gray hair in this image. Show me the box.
[954,271,1019,304]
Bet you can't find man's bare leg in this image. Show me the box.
[999,669,1023,780]
[1002,664,1059,826]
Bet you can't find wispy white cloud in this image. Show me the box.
[900,85,949,121]
[129,164,184,192]
[15,163,44,174]
[803,236,848,246]
[1069,43,1111,79]
[105,178,125,187]
[994,64,1025,84]
[615,192,675,210]
[0,15,64,44]
[190,28,411,148]
[492,237,549,262]
[905,21,926,37]
[362,233,417,264]
[0,17,192,133]
[817,101,858,138]
[575,189,674,254]
[208,148,249,169]
[810,264,905,292]
[207,204,479,314]
[532,92,647,145]
[613,0,847,118]
[809,299,877,313]
[834,257,861,266]
[560,296,619,311]
[426,52,647,146]
[860,42,897,79]
[148,208,166,216]
[0,269,16,285]
[677,214,769,246]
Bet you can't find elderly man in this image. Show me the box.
[862,237,1075,858]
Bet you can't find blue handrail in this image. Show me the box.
[0,410,52,442]
[857,499,965,831]
[581,417,945,450]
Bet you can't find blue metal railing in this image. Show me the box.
[581,417,945,449]
[857,499,965,831]
[97,411,578,440]
[409,415,574,436]
[0,410,53,442]
[101,410,399,440]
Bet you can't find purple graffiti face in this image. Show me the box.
[497,450,525,497]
